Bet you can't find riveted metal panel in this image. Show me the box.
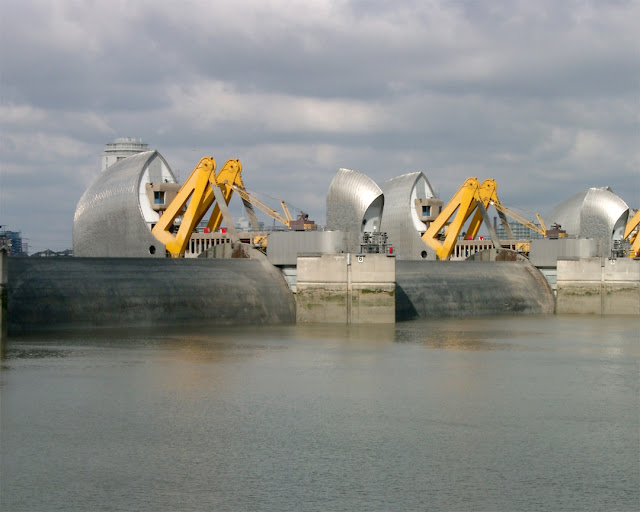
[546,187,629,255]
[545,190,584,236]
[73,151,177,257]
[379,172,437,260]
[326,168,383,253]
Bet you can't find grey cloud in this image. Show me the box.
[1,0,637,251]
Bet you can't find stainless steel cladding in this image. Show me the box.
[379,172,437,260]
[546,187,629,255]
[326,168,384,253]
[73,151,178,257]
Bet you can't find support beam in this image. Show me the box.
[241,199,261,231]
[497,208,514,239]
[476,201,501,251]
[211,184,239,243]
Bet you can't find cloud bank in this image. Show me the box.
[1,0,637,251]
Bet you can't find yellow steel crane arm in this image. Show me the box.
[465,179,498,239]
[490,201,547,237]
[280,201,293,223]
[421,177,480,260]
[205,159,244,232]
[227,184,291,228]
[421,178,499,260]
[151,158,243,257]
[624,209,640,257]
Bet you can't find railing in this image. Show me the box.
[449,239,524,260]
[360,232,390,254]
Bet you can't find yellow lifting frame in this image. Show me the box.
[421,178,498,260]
[280,201,293,224]
[227,184,290,228]
[151,157,244,257]
[624,209,640,258]
[490,202,547,237]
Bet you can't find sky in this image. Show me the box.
[1,0,638,253]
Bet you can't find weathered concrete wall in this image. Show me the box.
[395,260,555,320]
[529,238,601,268]
[7,257,296,333]
[557,257,640,314]
[296,254,396,323]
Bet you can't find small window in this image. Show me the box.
[422,205,431,216]
[154,191,165,204]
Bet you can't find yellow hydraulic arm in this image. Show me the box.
[151,157,243,257]
[421,178,498,260]
[490,201,547,237]
[280,201,293,224]
[624,209,640,258]
[466,178,499,239]
[227,184,294,228]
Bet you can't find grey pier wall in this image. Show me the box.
[556,257,640,314]
[295,254,555,323]
[6,253,569,333]
[296,253,396,323]
[7,258,296,333]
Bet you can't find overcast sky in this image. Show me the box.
[1,0,638,252]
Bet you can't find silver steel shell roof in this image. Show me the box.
[379,172,436,260]
[73,151,176,257]
[545,187,629,254]
[326,168,384,253]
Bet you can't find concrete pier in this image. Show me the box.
[556,257,640,314]
[296,253,396,323]
[8,252,633,334]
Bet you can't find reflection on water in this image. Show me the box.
[1,316,638,512]
[422,335,515,351]
[396,324,519,351]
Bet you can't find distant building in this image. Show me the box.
[30,249,73,257]
[495,220,545,240]
[101,137,149,171]
[0,229,26,256]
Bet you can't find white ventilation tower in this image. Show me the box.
[101,137,149,171]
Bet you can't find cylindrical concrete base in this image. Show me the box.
[7,258,296,333]
[396,260,555,320]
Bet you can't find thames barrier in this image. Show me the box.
[3,141,638,334]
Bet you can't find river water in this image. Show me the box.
[1,315,638,512]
